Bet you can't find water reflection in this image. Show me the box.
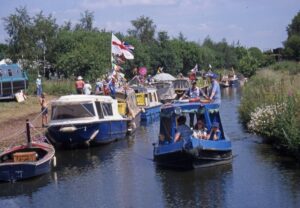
[156,164,233,207]
[0,174,52,198]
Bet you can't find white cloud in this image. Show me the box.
[81,0,179,9]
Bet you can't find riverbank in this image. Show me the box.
[0,95,56,151]
[239,67,300,158]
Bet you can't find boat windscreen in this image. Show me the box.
[51,103,95,120]
[173,80,189,89]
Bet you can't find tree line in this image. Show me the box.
[1,7,298,80]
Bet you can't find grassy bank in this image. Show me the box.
[239,66,300,158]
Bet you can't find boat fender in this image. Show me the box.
[90,130,99,140]
[59,126,77,132]
[189,97,200,102]
[52,156,57,167]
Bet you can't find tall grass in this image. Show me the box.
[239,69,300,157]
[27,78,76,96]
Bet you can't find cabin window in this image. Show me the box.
[160,116,173,142]
[0,69,2,77]
[51,103,95,120]
[102,103,113,116]
[95,101,104,118]
[8,69,12,76]
[149,93,153,102]
[154,93,158,102]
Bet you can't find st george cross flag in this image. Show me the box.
[111,33,123,56]
[111,33,134,60]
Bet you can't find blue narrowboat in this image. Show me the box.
[132,86,162,122]
[153,101,232,169]
[0,120,55,182]
[0,63,28,100]
[46,95,130,147]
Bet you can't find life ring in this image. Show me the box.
[189,97,200,102]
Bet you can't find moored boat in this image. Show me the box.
[151,81,177,103]
[0,120,55,182]
[172,78,190,99]
[153,101,232,169]
[115,86,142,133]
[47,95,130,147]
[131,86,162,122]
[0,62,28,100]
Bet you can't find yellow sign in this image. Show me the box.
[136,93,146,106]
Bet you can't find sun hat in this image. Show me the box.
[77,76,83,80]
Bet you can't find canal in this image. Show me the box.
[1,87,300,208]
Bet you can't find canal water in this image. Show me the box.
[1,87,300,208]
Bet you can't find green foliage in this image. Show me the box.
[128,16,156,43]
[284,11,300,60]
[237,51,259,77]
[53,30,111,79]
[0,43,8,60]
[269,61,300,74]
[239,69,300,156]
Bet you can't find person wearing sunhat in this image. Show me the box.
[207,121,221,140]
[75,76,85,94]
[207,73,221,105]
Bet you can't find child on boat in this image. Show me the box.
[207,122,221,140]
[193,120,208,139]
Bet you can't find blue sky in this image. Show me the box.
[0,0,299,50]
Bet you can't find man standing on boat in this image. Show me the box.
[207,73,221,106]
[181,81,207,127]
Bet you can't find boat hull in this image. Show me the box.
[0,142,55,182]
[0,160,52,182]
[47,120,128,147]
[153,139,232,169]
[141,104,161,122]
[229,79,239,86]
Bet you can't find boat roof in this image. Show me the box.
[52,95,115,105]
[131,85,157,93]
[161,101,219,115]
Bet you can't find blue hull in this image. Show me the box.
[141,104,161,122]
[154,138,232,169]
[47,120,128,146]
[0,160,51,182]
[229,79,239,86]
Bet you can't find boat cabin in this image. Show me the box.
[151,81,176,103]
[131,86,160,108]
[159,102,225,144]
[0,64,28,99]
[50,95,124,125]
[172,78,190,98]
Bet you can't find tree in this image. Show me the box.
[32,12,58,75]
[75,10,95,31]
[128,16,156,43]
[0,43,8,60]
[2,6,35,63]
[284,11,300,60]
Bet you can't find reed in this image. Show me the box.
[239,69,300,157]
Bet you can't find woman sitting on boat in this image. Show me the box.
[193,120,208,139]
[174,116,193,148]
[207,122,221,140]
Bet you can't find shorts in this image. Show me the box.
[41,107,48,115]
